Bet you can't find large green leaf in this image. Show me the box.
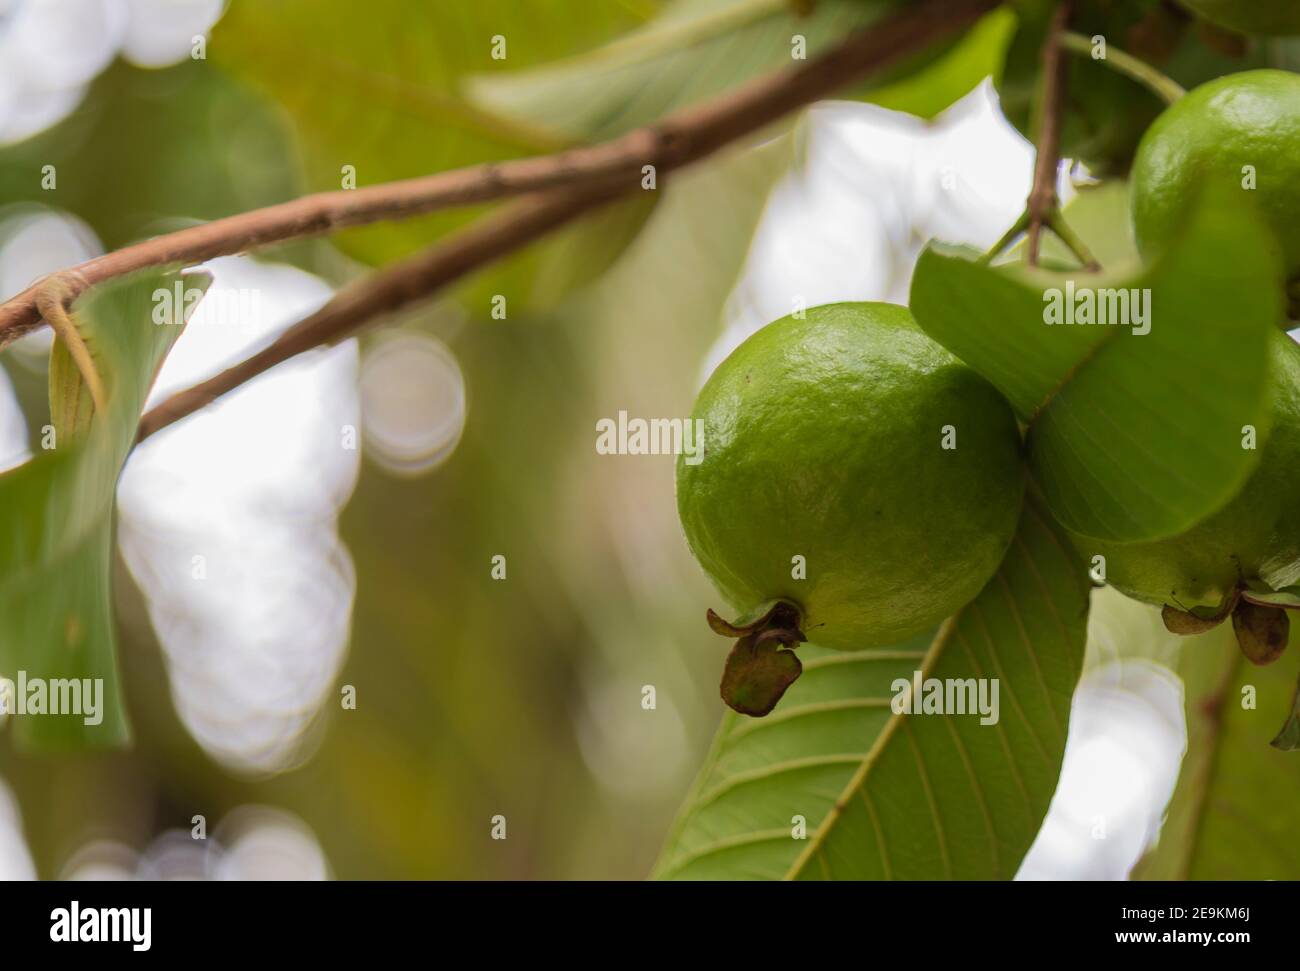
[211,0,653,304]
[0,269,208,750]
[652,500,1089,880]
[467,0,1009,140]
[1133,633,1300,879]
[909,186,1282,543]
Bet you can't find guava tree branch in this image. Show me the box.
[0,0,996,438]
[135,186,620,440]
[1025,0,1074,266]
[0,0,996,350]
[135,0,1003,439]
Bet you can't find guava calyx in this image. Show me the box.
[710,601,806,718]
[1162,582,1294,667]
[1232,600,1290,667]
[1161,593,1238,635]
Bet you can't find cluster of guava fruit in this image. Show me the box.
[676,53,1300,719]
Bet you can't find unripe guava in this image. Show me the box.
[1132,70,1300,287]
[677,303,1025,668]
[1177,0,1300,36]
[1072,330,1300,615]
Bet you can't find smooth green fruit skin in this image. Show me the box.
[1178,0,1300,35]
[1072,331,1300,611]
[1133,70,1300,283]
[676,303,1025,650]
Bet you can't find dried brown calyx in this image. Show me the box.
[1161,582,1296,666]
[1162,582,1300,750]
[708,600,806,717]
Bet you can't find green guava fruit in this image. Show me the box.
[1071,329,1300,617]
[1132,70,1300,288]
[1177,0,1300,35]
[676,303,1025,713]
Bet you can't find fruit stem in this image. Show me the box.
[1025,0,1073,267]
[981,206,1100,271]
[980,211,1030,265]
[1046,209,1100,271]
[1058,30,1186,106]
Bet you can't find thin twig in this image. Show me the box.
[979,211,1029,265]
[136,187,618,441]
[1059,30,1185,106]
[1026,0,1073,267]
[1045,209,1099,270]
[0,0,998,351]
[135,0,1000,440]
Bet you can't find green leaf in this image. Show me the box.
[1133,631,1300,878]
[863,6,1015,119]
[1272,680,1300,751]
[466,0,882,142]
[909,186,1282,543]
[211,0,652,305]
[468,0,1006,139]
[0,269,208,750]
[1240,581,1300,611]
[652,500,1089,880]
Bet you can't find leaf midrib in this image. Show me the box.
[781,613,957,879]
[1024,322,1117,427]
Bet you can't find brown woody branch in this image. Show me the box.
[1025,0,1078,266]
[137,0,1000,440]
[18,0,997,437]
[0,0,996,347]
[136,186,620,440]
